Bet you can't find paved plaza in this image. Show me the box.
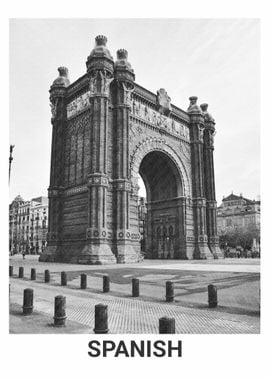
[9,255,260,334]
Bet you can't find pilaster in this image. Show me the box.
[188,97,213,259]
[201,103,222,258]
[79,35,116,264]
[39,67,69,262]
[112,49,141,263]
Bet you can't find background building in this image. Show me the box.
[217,193,260,253]
[9,195,48,255]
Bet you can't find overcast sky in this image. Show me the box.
[9,18,260,204]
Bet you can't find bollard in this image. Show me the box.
[19,266,24,279]
[9,265,13,277]
[31,268,36,281]
[61,271,67,286]
[159,317,175,334]
[45,269,50,283]
[132,278,140,297]
[166,281,174,302]
[23,288,34,315]
[94,304,109,333]
[54,295,66,327]
[81,273,87,289]
[208,284,218,308]
[103,275,110,293]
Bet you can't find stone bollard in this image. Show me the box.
[23,288,34,315]
[208,284,218,308]
[159,317,176,334]
[19,266,24,279]
[166,281,174,302]
[45,269,50,283]
[132,278,140,297]
[31,268,36,281]
[9,265,13,277]
[81,274,87,289]
[61,271,67,286]
[54,295,66,327]
[103,275,110,293]
[94,304,109,334]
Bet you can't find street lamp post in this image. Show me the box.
[9,145,15,184]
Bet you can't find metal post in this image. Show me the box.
[166,281,174,302]
[159,317,175,334]
[54,295,66,327]
[30,268,36,280]
[208,284,218,307]
[23,288,33,315]
[103,275,110,293]
[45,269,50,283]
[81,274,87,289]
[132,278,140,297]
[94,304,109,334]
[61,271,67,286]
[19,266,24,278]
[9,144,15,185]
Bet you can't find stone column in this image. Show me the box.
[39,67,69,262]
[201,103,222,258]
[79,35,116,264]
[187,97,212,259]
[112,49,141,263]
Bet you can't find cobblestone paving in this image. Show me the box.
[9,278,260,334]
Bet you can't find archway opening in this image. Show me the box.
[137,151,183,259]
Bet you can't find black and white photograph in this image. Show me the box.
[3,3,268,379]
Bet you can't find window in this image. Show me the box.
[226,219,232,227]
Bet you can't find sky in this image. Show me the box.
[9,18,260,204]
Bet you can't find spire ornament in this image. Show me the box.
[187,96,201,113]
[200,103,215,122]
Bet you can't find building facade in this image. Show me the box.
[217,193,260,233]
[9,195,48,255]
[40,35,222,264]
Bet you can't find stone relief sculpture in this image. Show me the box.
[100,70,114,96]
[50,98,58,119]
[157,88,172,115]
[89,71,98,94]
[130,99,189,141]
[209,131,216,146]
[198,126,205,142]
[67,92,91,119]
[122,82,134,105]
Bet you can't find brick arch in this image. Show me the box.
[130,137,192,197]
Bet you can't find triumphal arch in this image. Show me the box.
[39,35,222,264]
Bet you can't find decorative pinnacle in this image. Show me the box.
[95,35,108,46]
[200,102,215,123]
[189,96,198,103]
[117,49,128,60]
[187,96,201,113]
[57,67,69,77]
[200,103,208,112]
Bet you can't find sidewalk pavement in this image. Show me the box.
[9,275,260,334]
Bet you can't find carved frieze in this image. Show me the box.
[131,99,190,141]
[67,92,91,119]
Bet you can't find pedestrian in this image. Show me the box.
[22,252,26,260]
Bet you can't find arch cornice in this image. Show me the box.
[129,137,192,197]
